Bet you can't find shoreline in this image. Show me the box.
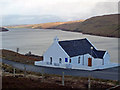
[47,28,119,38]
[8,27,119,38]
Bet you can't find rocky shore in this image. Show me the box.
[0,27,9,32]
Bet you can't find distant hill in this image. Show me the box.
[49,14,120,38]
[0,27,9,32]
[6,14,120,38]
[6,20,84,29]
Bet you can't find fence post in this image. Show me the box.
[88,76,91,90]
[62,72,64,86]
[42,69,44,82]
[16,48,19,53]
[24,64,26,77]
[13,68,16,77]
[88,71,92,90]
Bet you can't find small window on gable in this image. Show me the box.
[59,58,62,63]
[78,57,80,64]
[65,58,68,62]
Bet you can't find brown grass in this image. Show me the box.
[0,49,43,65]
[2,76,69,89]
[2,75,117,89]
[1,49,119,89]
[1,62,118,89]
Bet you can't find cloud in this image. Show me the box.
[2,15,64,26]
[90,2,118,17]
[0,0,118,15]
[0,0,119,25]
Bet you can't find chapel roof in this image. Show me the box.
[59,38,106,59]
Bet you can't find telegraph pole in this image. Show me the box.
[88,47,93,90]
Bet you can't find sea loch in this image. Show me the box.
[1,28,119,63]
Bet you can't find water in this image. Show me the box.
[1,28,118,63]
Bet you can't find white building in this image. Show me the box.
[35,37,117,70]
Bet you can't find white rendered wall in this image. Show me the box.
[83,54,92,66]
[93,58,103,66]
[70,54,91,66]
[103,51,110,65]
[43,40,69,65]
[70,55,83,65]
[70,54,103,67]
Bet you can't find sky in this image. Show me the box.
[0,0,119,26]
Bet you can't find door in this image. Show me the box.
[88,58,92,66]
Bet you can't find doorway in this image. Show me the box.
[88,58,92,66]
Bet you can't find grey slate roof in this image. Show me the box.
[59,38,106,59]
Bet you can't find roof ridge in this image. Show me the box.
[59,38,87,42]
[97,50,106,52]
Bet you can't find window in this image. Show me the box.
[50,57,52,64]
[59,58,62,63]
[102,59,104,65]
[78,57,80,64]
[65,58,68,62]
[69,59,71,63]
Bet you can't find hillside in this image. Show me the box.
[6,14,120,38]
[6,20,84,29]
[49,14,120,38]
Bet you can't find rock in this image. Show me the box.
[0,27,9,32]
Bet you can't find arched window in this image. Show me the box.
[59,58,62,63]
[78,57,80,64]
[50,57,52,64]
[69,59,71,63]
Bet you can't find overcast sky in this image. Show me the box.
[0,0,119,26]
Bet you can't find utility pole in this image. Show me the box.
[88,47,93,90]
[62,72,64,86]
